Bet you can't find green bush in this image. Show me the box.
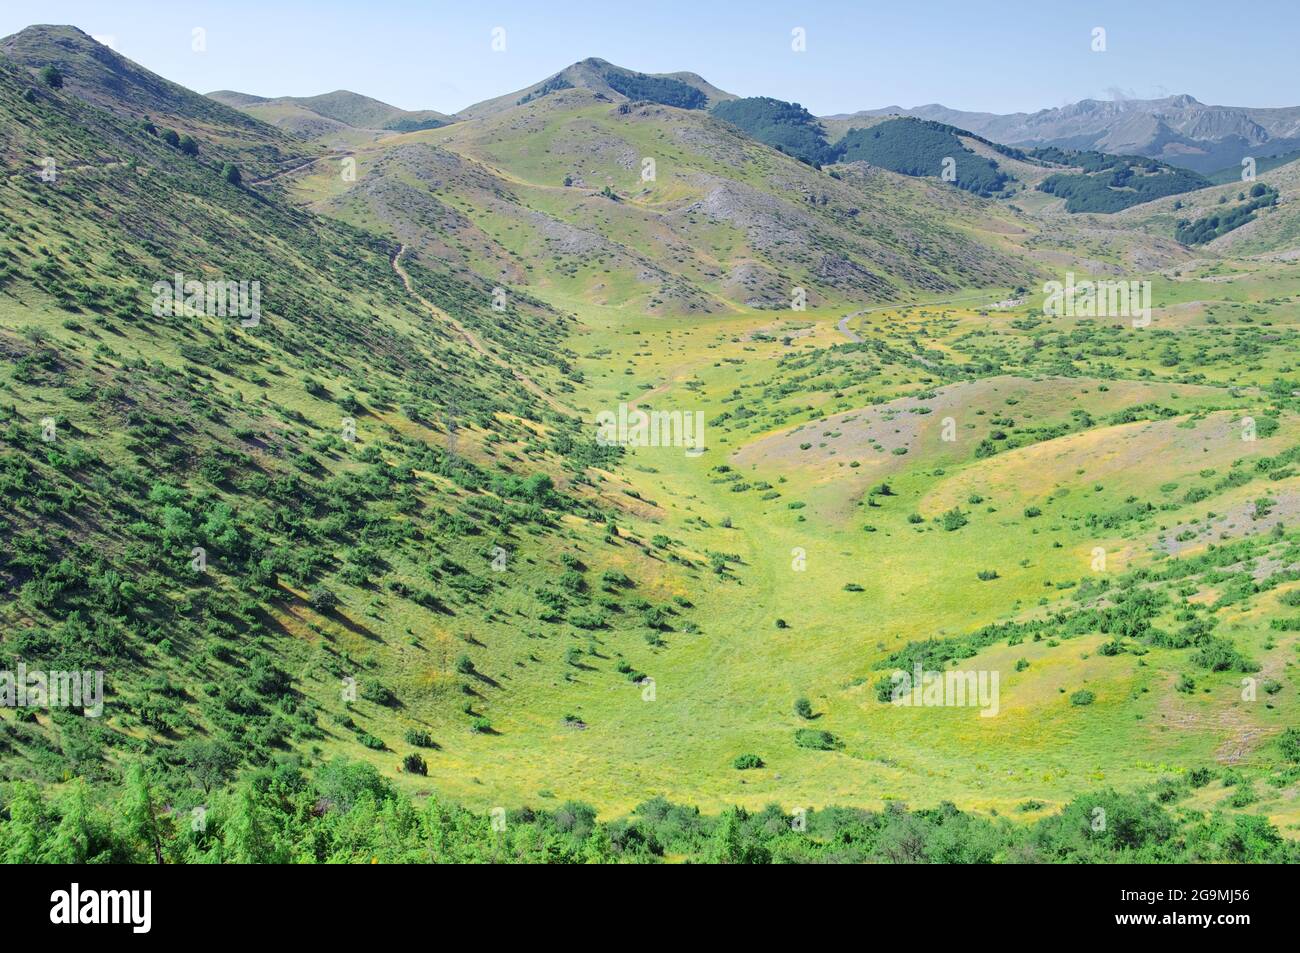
[404,728,434,748]
[403,753,428,775]
[794,728,839,750]
[1279,727,1300,763]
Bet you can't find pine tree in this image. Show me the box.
[119,763,164,863]
[47,780,93,863]
[221,783,276,863]
[1,782,49,864]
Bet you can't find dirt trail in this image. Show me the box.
[249,154,348,185]
[390,245,566,413]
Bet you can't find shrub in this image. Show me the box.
[794,697,813,719]
[402,753,427,775]
[794,728,839,750]
[1279,727,1300,763]
[360,678,396,706]
[308,586,338,612]
[1069,690,1095,706]
[940,507,968,531]
[1187,766,1215,788]
[732,753,764,770]
[404,728,433,748]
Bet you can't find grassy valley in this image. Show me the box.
[2,23,1300,867]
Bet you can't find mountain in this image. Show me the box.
[208,88,452,139]
[837,118,1013,196]
[455,57,736,121]
[824,95,1300,174]
[302,87,1034,313]
[710,96,837,166]
[1116,152,1300,254]
[5,25,1300,866]
[0,27,668,812]
[0,25,309,177]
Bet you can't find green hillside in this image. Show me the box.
[296,92,1032,314]
[1176,184,1280,244]
[4,25,1300,866]
[0,25,308,179]
[1207,150,1300,184]
[0,42,710,816]
[1035,148,1211,212]
[711,97,836,166]
[837,118,1012,196]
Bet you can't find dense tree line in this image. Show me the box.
[2,757,1293,863]
[838,119,1010,196]
[711,97,838,166]
[1038,151,1211,212]
[1176,184,1279,244]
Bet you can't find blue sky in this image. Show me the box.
[4,0,1298,115]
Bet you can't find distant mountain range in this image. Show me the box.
[206,89,453,138]
[209,60,1300,178]
[824,95,1300,175]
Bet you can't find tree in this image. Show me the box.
[47,780,94,864]
[708,807,769,863]
[1,782,49,864]
[308,585,338,612]
[178,134,200,156]
[221,783,276,863]
[222,162,242,186]
[1279,727,1300,763]
[119,763,165,863]
[38,65,63,89]
[582,825,612,864]
[178,737,239,793]
[403,753,428,775]
[940,507,968,531]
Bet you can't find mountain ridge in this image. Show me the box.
[823,94,1300,174]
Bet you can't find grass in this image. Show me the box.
[4,31,1300,847]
